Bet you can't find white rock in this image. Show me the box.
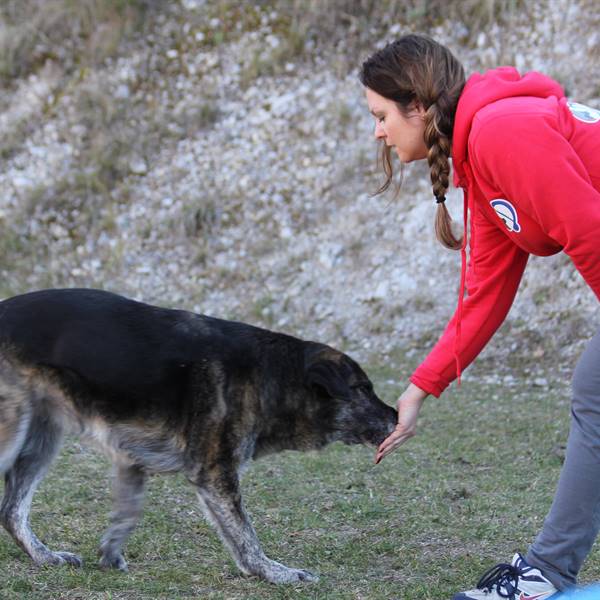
[115,84,130,99]
[129,158,148,175]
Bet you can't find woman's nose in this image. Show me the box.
[374,121,385,140]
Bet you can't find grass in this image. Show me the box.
[1,350,597,599]
[0,0,527,87]
[0,0,156,82]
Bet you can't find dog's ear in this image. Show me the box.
[304,346,352,400]
[305,360,352,399]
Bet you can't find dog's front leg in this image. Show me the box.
[195,475,318,584]
[99,464,147,572]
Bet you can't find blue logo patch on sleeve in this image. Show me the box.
[490,199,521,233]
[567,101,600,123]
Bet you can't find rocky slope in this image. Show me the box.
[0,0,598,391]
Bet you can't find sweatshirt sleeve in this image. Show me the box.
[411,110,600,398]
[468,111,600,301]
[409,208,529,397]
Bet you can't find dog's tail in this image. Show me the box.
[0,357,33,474]
[0,408,31,474]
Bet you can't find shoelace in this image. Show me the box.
[476,562,521,599]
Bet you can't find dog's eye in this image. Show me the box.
[351,382,373,393]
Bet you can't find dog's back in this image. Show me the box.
[0,289,264,419]
[1,289,195,410]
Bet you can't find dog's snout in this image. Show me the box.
[362,401,398,446]
[383,405,398,438]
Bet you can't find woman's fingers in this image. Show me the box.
[378,426,405,453]
[374,426,414,464]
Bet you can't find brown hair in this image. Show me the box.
[359,34,465,250]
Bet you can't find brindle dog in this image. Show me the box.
[0,289,397,583]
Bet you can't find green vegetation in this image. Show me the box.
[0,0,156,82]
[0,0,526,85]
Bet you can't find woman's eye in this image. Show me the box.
[378,116,385,123]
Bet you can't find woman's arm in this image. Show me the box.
[410,206,529,397]
[376,209,529,461]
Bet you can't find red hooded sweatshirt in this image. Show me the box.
[409,67,600,398]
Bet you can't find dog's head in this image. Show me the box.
[304,344,397,447]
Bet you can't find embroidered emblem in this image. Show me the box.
[567,101,600,123]
[490,199,521,233]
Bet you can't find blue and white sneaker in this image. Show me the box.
[453,553,559,600]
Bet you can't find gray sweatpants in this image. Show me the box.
[526,326,600,590]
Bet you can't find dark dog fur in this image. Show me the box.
[0,288,397,583]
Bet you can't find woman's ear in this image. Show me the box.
[412,100,427,118]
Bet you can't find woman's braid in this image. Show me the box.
[424,101,452,203]
[424,91,462,249]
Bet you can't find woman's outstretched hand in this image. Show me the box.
[375,383,428,464]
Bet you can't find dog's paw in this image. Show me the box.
[287,568,319,583]
[258,559,319,584]
[37,550,83,568]
[99,552,129,572]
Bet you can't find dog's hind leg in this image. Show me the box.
[0,411,81,567]
[98,464,147,572]
[195,470,318,584]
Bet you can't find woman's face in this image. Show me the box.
[365,87,428,163]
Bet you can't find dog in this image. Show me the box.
[0,288,397,583]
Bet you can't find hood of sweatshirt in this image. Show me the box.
[452,67,565,187]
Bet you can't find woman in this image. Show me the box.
[360,34,600,599]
